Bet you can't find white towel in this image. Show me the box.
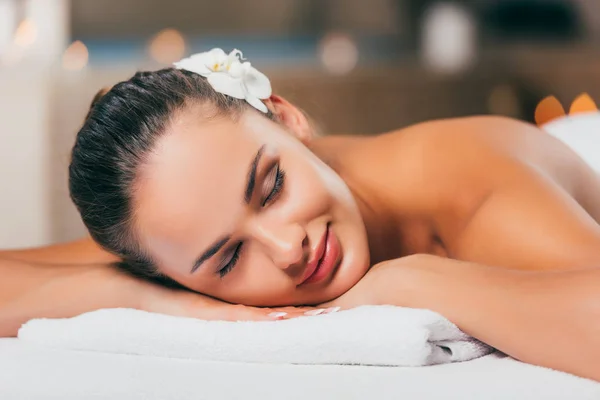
[18,305,493,366]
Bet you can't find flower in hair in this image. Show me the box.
[174,48,272,113]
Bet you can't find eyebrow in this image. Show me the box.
[190,145,266,273]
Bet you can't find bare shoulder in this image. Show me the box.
[365,115,600,227]
[389,115,549,165]
[329,115,600,218]
[371,116,524,206]
[384,115,593,189]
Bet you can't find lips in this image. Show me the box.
[299,224,341,286]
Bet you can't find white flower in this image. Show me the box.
[173,48,272,113]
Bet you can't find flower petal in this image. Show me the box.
[207,48,227,59]
[173,57,211,76]
[227,60,245,78]
[228,49,245,63]
[207,48,229,70]
[245,94,268,113]
[179,48,229,72]
[174,48,273,109]
[242,63,272,99]
[207,73,246,99]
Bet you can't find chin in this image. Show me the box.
[340,237,370,279]
[331,267,367,298]
[312,258,370,305]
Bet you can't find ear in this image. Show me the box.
[265,95,314,145]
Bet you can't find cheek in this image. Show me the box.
[286,160,336,214]
[213,253,294,306]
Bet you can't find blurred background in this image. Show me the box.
[1,0,599,248]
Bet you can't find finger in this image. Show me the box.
[237,307,301,321]
[272,306,331,313]
[275,306,316,314]
[229,305,344,322]
[274,306,342,319]
[218,305,275,322]
[302,306,342,316]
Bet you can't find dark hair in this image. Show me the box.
[69,67,276,283]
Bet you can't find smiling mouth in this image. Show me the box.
[299,224,341,286]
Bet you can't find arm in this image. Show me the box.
[396,255,600,382]
[428,161,600,380]
[0,237,135,336]
[0,251,309,337]
[0,237,120,265]
[328,255,600,381]
[0,258,140,337]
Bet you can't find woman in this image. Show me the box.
[1,49,599,381]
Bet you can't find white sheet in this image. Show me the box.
[1,339,598,400]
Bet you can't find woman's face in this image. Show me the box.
[134,103,370,306]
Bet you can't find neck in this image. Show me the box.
[310,135,403,266]
[347,180,398,265]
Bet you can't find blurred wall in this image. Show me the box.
[71,0,399,38]
[0,68,53,248]
[1,0,600,248]
[575,0,600,40]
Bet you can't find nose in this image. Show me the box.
[248,219,308,270]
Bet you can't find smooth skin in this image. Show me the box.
[1,95,600,381]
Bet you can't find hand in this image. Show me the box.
[319,254,433,309]
[128,272,336,322]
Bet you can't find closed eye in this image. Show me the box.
[218,163,286,278]
[262,163,285,206]
[218,242,243,278]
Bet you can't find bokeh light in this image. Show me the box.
[62,40,89,71]
[319,32,359,75]
[421,2,477,74]
[148,28,186,64]
[13,18,38,49]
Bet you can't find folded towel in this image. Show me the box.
[18,305,493,366]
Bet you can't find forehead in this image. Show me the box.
[133,111,264,268]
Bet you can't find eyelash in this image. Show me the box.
[262,164,286,207]
[218,164,286,278]
[219,242,243,278]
